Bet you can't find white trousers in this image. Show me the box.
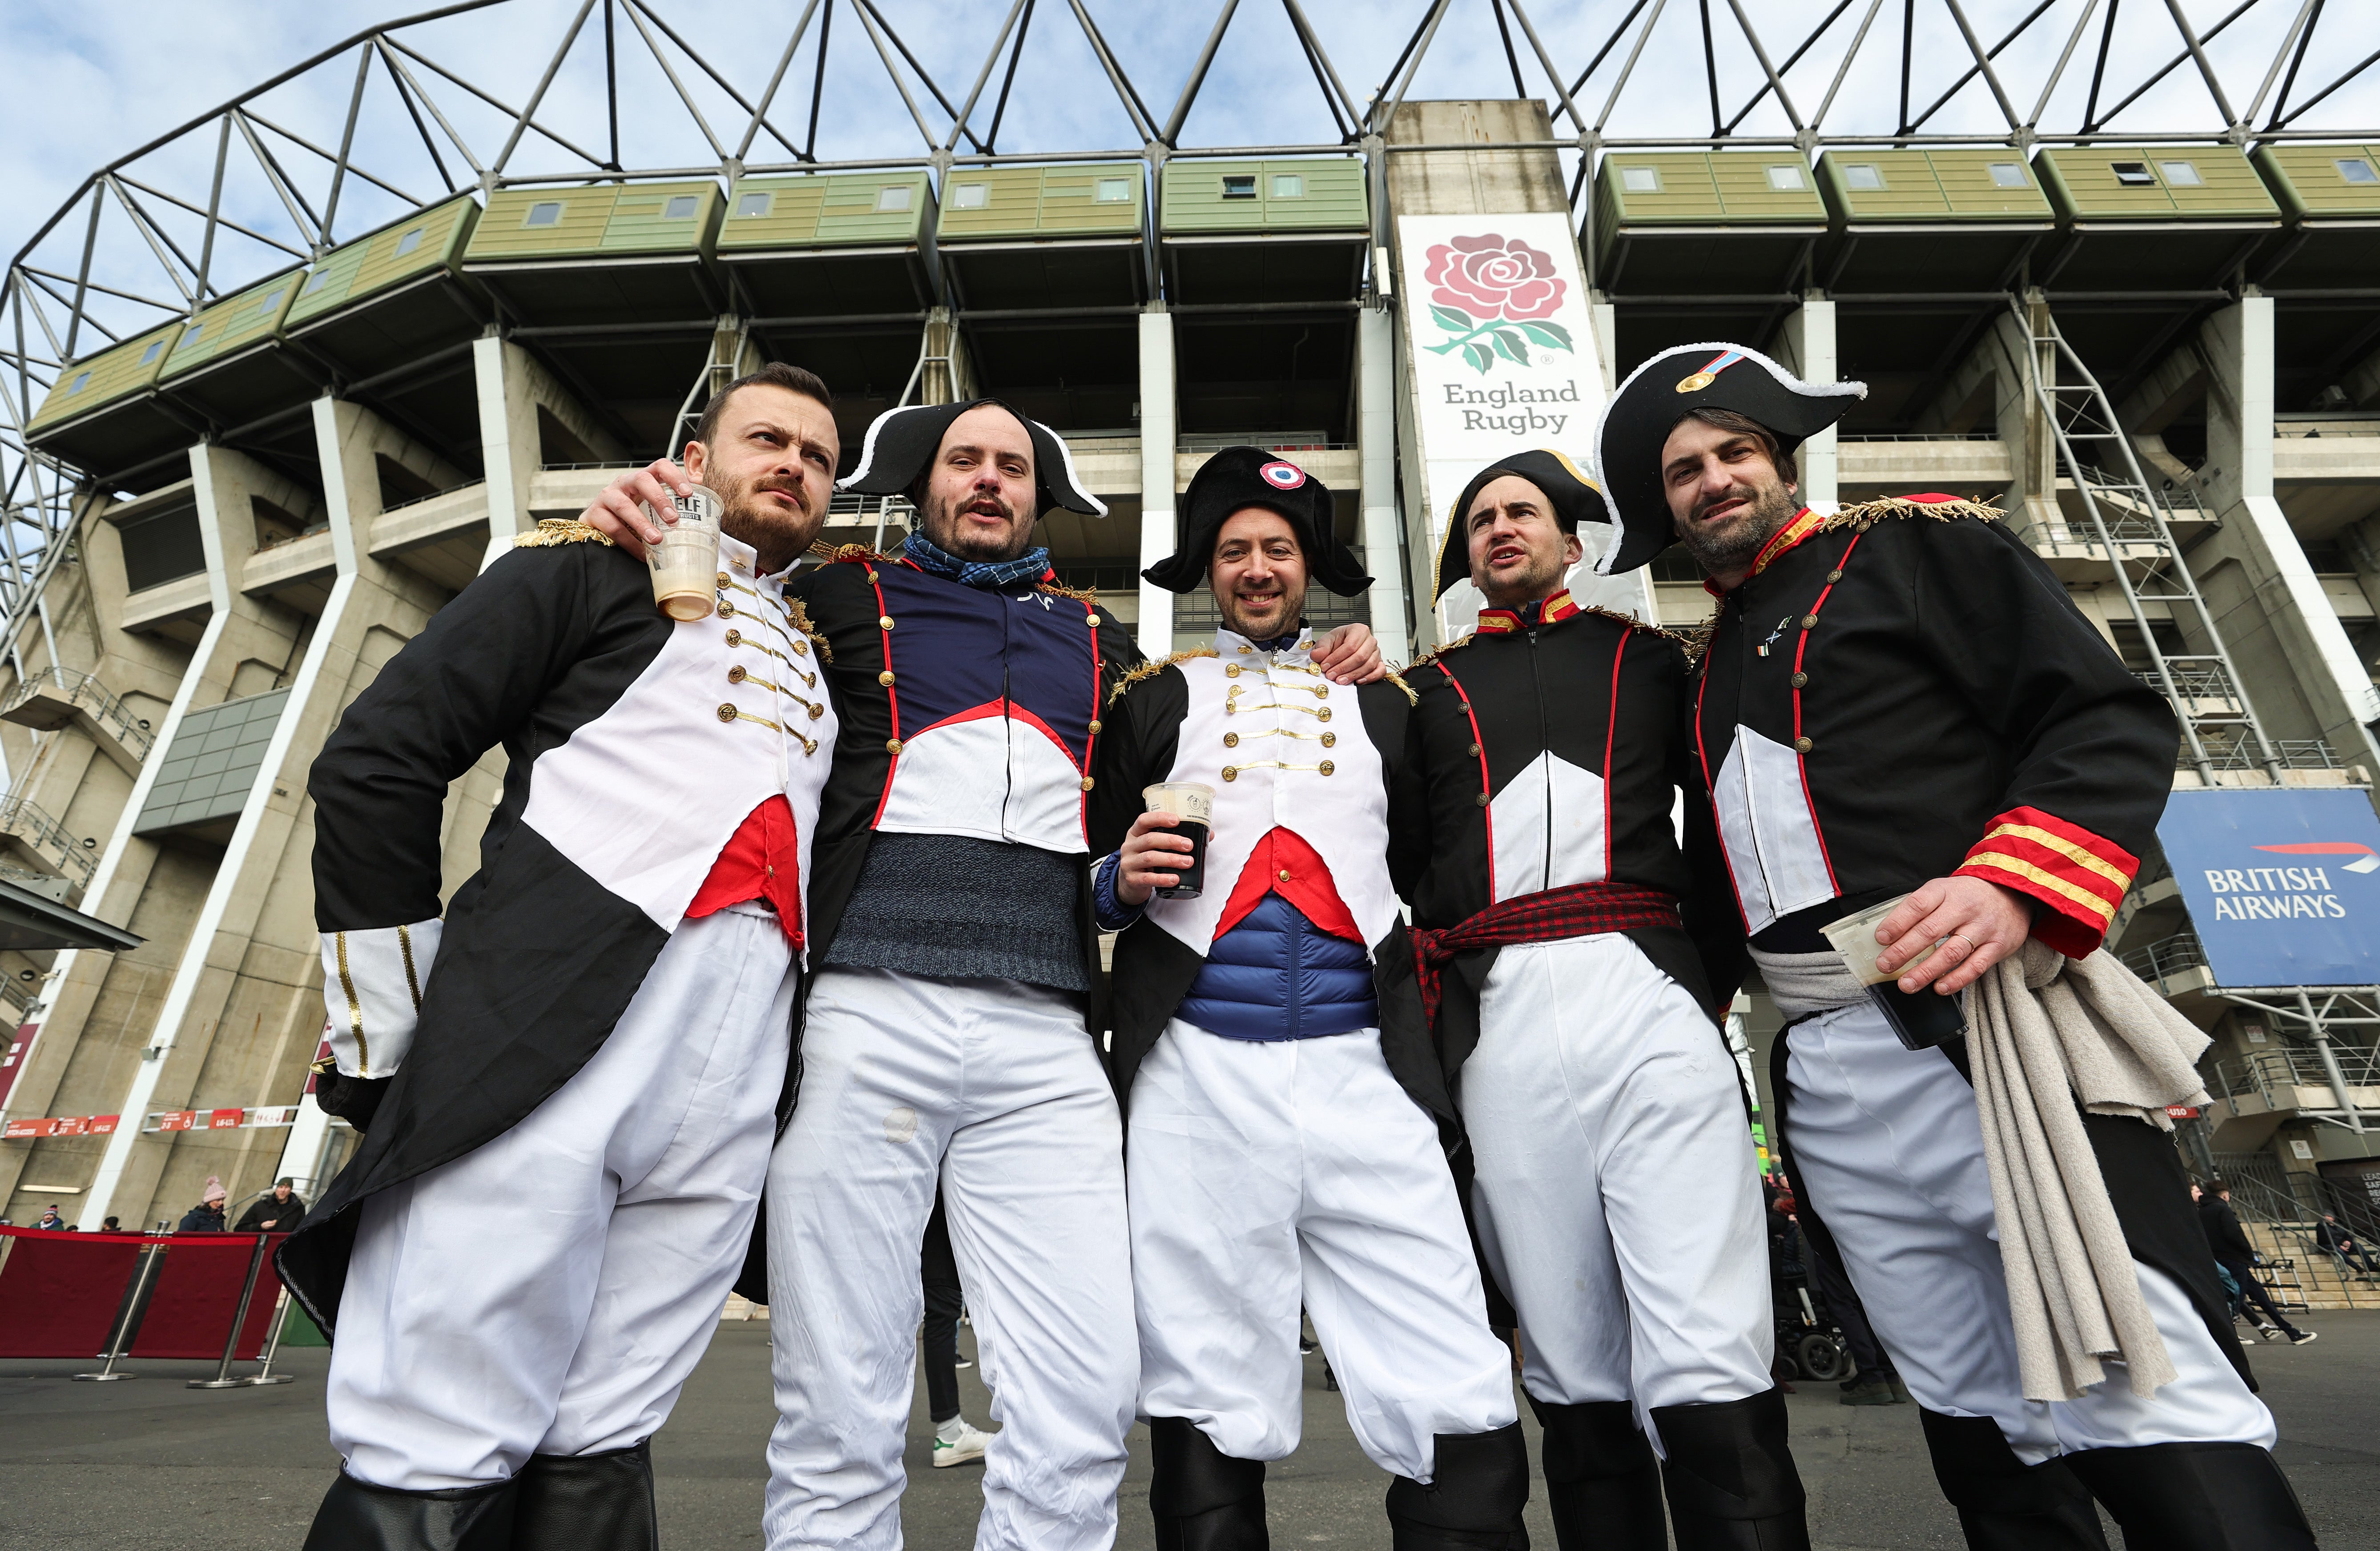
[1129,1022,1517,1482]
[1783,997,2276,1463]
[329,903,795,1489]
[764,968,1136,1551]
[1462,934,1775,1447]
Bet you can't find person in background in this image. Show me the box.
[34,1204,65,1230]
[236,1178,308,1234]
[2199,1183,2316,1346]
[921,1191,995,1468]
[101,1216,126,1234]
[2312,1213,2372,1275]
[178,1177,228,1232]
[1808,1242,1906,1406]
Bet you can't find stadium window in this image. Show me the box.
[139,341,164,364]
[737,191,773,217]
[2159,161,2203,187]
[2338,158,2380,185]
[304,270,333,293]
[1095,177,1133,203]
[876,185,912,212]
[953,183,989,209]
[1271,173,1304,198]
[2110,162,2154,186]
[254,289,285,319]
[1842,164,1885,190]
[184,322,204,343]
[1222,175,1257,199]
[664,195,701,219]
[395,227,425,256]
[1766,164,1806,190]
[67,371,91,395]
[1989,161,2029,188]
[1619,166,1660,193]
[524,201,565,227]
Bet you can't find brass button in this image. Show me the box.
[1223,732,1239,747]
[879,615,895,630]
[1088,719,1102,734]
[1086,614,1099,626]
[717,703,737,723]
[886,738,904,754]
[1467,743,1480,756]
[809,703,824,719]
[728,665,747,683]
[1226,664,1241,678]
[1317,707,1331,722]
[719,599,737,618]
[1826,570,1843,583]
[717,571,731,588]
[1800,614,1818,629]
[1238,644,1251,653]
[793,640,809,656]
[1314,686,1328,699]
[878,670,896,686]
[1794,736,1813,753]
[1278,868,1292,882]
[1318,761,1334,776]
[1320,732,1336,748]
[725,629,741,647]
[1222,767,1238,782]
[1081,776,1095,791]
[1791,671,1808,688]
[1475,792,1489,807]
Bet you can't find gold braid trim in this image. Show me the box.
[1572,603,1691,648]
[513,518,616,548]
[1381,668,1418,707]
[813,540,894,563]
[1036,579,1100,604]
[1404,634,1478,673]
[1108,647,1219,705]
[1818,496,2002,531]
[1678,611,1721,668]
[784,597,834,664]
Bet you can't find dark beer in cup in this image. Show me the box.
[1143,782,1214,899]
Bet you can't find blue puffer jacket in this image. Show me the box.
[1177,892,1378,1041]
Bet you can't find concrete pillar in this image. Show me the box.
[922,308,957,406]
[474,336,621,567]
[1357,305,1410,665]
[1137,306,1177,660]
[2197,297,2380,767]
[1777,296,1838,506]
[81,401,459,1231]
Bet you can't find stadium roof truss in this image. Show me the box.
[4,0,2378,665]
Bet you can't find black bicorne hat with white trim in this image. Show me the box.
[1434,448,1609,600]
[1591,342,1865,576]
[1143,446,1369,597]
[838,397,1106,517]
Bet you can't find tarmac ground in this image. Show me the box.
[1,1307,2374,1547]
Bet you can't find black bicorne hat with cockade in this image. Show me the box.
[1433,448,1610,601]
[838,398,1107,517]
[1142,446,1371,597]
[1591,342,1866,576]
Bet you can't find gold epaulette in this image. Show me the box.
[1036,579,1099,604]
[1678,612,1720,667]
[812,541,894,564]
[513,519,615,548]
[1819,495,2002,531]
[1575,603,1691,648]
[785,597,834,663]
[1108,647,1218,705]
[1404,634,1478,674]
[1381,669,1418,707]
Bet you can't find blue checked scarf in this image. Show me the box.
[902,530,1053,590]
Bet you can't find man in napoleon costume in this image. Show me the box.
[1090,447,1528,1551]
[283,362,845,1549]
[1594,342,2313,1550]
[579,402,1381,1551]
[1395,450,1809,1551]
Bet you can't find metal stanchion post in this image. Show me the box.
[76,1237,167,1382]
[190,1233,270,1390]
[238,1281,298,1386]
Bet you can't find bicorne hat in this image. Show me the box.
[1433,448,1610,600]
[1141,446,1370,597]
[838,398,1106,517]
[1591,343,1865,575]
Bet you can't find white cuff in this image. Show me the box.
[320,920,442,1078]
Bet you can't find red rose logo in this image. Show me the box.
[1426,235,1565,321]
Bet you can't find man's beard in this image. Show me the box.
[921,489,1033,562]
[710,466,812,558]
[1216,581,1306,642]
[1672,475,1800,575]
[1475,539,1568,609]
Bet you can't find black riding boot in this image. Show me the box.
[1528,1397,1666,1551]
[511,1440,660,1551]
[1647,1389,1810,1551]
[1149,1415,1269,1551]
[1384,1422,1530,1551]
[1916,1408,2107,1551]
[302,1472,516,1551]
[2065,1441,2318,1550]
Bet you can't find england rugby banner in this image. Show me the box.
[1396,213,1650,641]
[2159,787,2380,988]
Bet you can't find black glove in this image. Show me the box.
[312,1061,391,1132]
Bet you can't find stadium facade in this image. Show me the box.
[3,1,2380,1266]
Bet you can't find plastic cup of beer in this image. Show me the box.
[1142,782,1215,899]
[647,483,724,621]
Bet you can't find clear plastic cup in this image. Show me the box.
[647,483,724,621]
[1142,781,1215,899]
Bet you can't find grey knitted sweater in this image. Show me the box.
[822,830,1087,992]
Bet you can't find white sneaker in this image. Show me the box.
[932,1422,994,1467]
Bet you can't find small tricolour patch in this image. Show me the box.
[1259,460,1306,490]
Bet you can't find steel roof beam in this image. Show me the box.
[1908,0,2054,134]
[626,0,808,162]
[740,0,826,161]
[854,0,988,153]
[1161,0,1240,147]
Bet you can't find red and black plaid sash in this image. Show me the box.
[1410,881,1682,1031]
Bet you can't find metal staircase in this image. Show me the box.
[2011,299,2282,785]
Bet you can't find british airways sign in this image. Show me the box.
[2160,788,2380,988]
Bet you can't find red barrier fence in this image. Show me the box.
[0,1226,286,1362]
